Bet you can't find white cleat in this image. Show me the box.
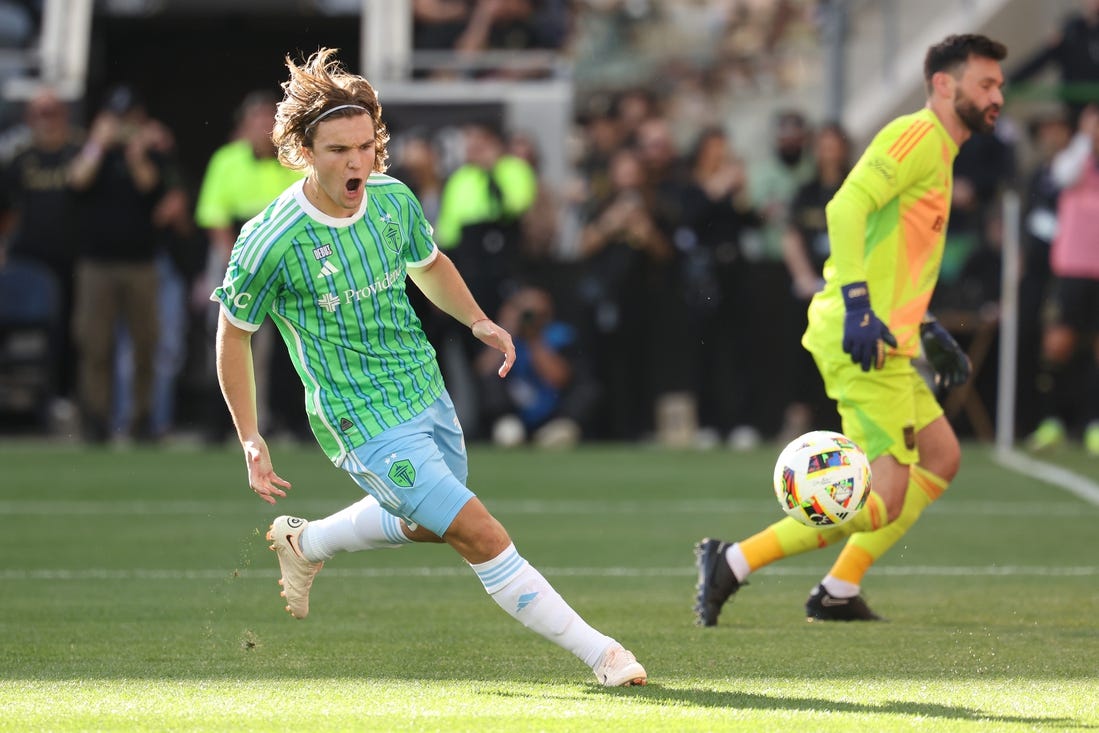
[593,642,647,687]
[266,515,323,619]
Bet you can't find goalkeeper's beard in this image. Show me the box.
[955,93,999,135]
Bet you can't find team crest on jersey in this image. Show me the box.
[312,244,333,260]
[387,458,416,488]
[378,212,403,254]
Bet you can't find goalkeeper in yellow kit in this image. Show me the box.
[694,34,1007,624]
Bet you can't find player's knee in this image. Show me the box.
[874,473,908,523]
[403,521,445,543]
[444,499,512,563]
[883,491,905,523]
[921,441,961,484]
[868,456,909,522]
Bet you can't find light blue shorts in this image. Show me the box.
[338,392,473,537]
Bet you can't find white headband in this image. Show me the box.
[307,104,367,129]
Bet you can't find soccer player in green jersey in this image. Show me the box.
[212,48,646,686]
[694,34,1007,624]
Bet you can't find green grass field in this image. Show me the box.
[1,440,1096,732]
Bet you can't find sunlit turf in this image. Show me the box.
[0,441,1096,732]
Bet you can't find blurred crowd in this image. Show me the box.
[2,0,1099,453]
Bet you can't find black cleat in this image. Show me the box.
[693,538,743,627]
[805,584,885,622]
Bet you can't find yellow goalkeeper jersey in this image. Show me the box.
[804,107,959,360]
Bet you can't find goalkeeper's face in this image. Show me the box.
[953,56,1004,135]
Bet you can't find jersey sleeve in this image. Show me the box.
[209,227,285,331]
[825,116,939,287]
[405,191,439,268]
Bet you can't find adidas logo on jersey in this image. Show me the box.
[317,260,340,278]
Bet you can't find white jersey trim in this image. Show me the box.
[406,244,439,269]
[367,173,400,186]
[214,301,262,333]
[291,178,369,227]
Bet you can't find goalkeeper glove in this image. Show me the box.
[920,313,971,389]
[841,282,897,371]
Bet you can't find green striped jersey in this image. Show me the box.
[212,174,445,462]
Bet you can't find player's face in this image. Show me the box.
[953,56,1004,135]
[302,114,376,217]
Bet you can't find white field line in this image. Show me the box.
[2,565,1096,581]
[994,448,1099,506]
[0,498,1094,516]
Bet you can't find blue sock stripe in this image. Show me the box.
[476,549,522,586]
[476,550,526,590]
[379,512,395,543]
[380,512,401,544]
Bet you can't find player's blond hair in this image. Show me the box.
[272,47,389,172]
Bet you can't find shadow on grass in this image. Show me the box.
[505,687,1092,728]
[3,660,1094,731]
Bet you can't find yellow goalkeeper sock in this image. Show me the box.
[829,464,948,586]
[739,490,887,572]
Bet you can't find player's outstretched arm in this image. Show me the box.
[215,310,291,503]
[408,251,516,376]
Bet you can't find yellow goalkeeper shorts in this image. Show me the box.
[811,353,943,464]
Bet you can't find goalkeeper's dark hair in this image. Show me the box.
[924,34,1007,88]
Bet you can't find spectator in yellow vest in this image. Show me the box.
[194,91,304,443]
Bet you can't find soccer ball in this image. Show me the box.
[773,430,871,527]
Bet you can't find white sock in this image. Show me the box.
[726,543,751,583]
[821,574,860,599]
[299,495,413,561]
[470,543,613,669]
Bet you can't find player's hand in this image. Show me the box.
[841,281,897,371]
[471,317,515,378]
[920,314,971,389]
[242,434,291,505]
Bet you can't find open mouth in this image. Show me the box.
[345,178,363,194]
